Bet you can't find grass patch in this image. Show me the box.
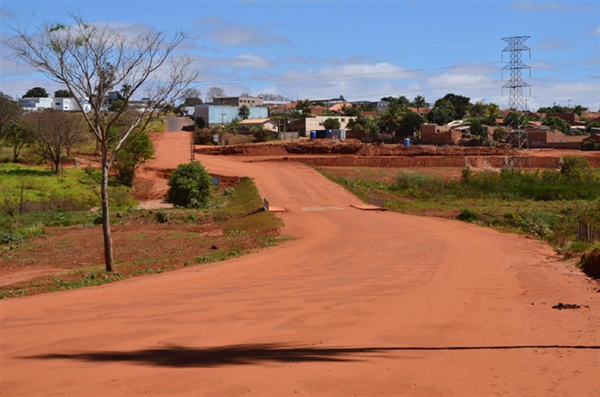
[1,175,287,298]
[318,161,600,254]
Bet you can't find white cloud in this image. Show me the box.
[200,26,290,46]
[536,38,572,51]
[0,8,15,18]
[193,15,224,26]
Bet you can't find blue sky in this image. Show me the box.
[1,1,599,111]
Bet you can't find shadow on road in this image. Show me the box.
[23,343,599,368]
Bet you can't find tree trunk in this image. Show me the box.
[101,149,115,272]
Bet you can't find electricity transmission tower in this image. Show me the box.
[502,36,531,169]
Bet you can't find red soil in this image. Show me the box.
[1,132,598,396]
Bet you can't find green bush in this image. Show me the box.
[155,210,169,224]
[457,208,479,222]
[167,162,212,208]
[560,155,597,183]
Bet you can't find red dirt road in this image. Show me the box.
[1,132,598,396]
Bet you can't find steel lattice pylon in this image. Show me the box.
[502,36,531,169]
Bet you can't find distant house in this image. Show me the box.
[212,96,264,107]
[193,104,268,127]
[238,118,279,133]
[545,113,585,126]
[19,97,91,112]
[18,97,53,111]
[420,124,462,145]
[287,115,357,135]
[53,97,91,112]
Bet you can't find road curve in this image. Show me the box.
[1,132,598,396]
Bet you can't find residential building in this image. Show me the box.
[288,115,357,135]
[420,124,462,145]
[194,104,268,127]
[52,97,91,112]
[238,118,279,133]
[212,96,264,107]
[18,97,53,111]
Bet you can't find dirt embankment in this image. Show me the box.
[196,140,509,157]
[195,140,600,169]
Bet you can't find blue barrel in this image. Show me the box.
[404,138,411,147]
[310,131,317,139]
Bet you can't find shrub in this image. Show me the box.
[458,208,479,222]
[167,161,212,208]
[560,155,596,183]
[155,210,169,224]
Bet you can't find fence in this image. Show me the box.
[577,219,599,243]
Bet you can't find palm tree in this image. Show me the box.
[486,103,501,126]
[414,95,426,114]
[378,101,405,137]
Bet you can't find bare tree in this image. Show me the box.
[205,86,225,103]
[22,110,89,174]
[6,13,197,272]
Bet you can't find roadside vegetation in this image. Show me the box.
[318,155,600,256]
[0,168,284,298]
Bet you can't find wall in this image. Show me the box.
[303,115,357,134]
[194,105,268,126]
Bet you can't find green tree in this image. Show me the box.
[378,101,405,134]
[8,13,197,272]
[167,161,212,208]
[113,132,154,186]
[238,105,250,120]
[585,121,600,133]
[485,103,501,126]
[543,116,571,134]
[323,118,341,129]
[427,99,456,125]
[54,89,73,98]
[120,84,132,98]
[0,92,22,141]
[441,93,471,119]
[397,96,410,108]
[398,112,423,138]
[504,112,528,127]
[572,105,587,117]
[469,101,486,118]
[468,118,486,143]
[560,155,597,183]
[493,127,506,142]
[341,105,360,117]
[359,102,377,112]
[3,118,33,162]
[23,87,48,98]
[295,99,312,115]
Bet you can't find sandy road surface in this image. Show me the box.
[1,133,598,396]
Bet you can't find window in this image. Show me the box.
[341,118,345,122]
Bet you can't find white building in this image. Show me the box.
[18,97,53,111]
[53,97,91,112]
[19,97,91,112]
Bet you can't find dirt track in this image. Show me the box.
[1,132,598,396]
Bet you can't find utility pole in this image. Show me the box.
[221,113,226,146]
